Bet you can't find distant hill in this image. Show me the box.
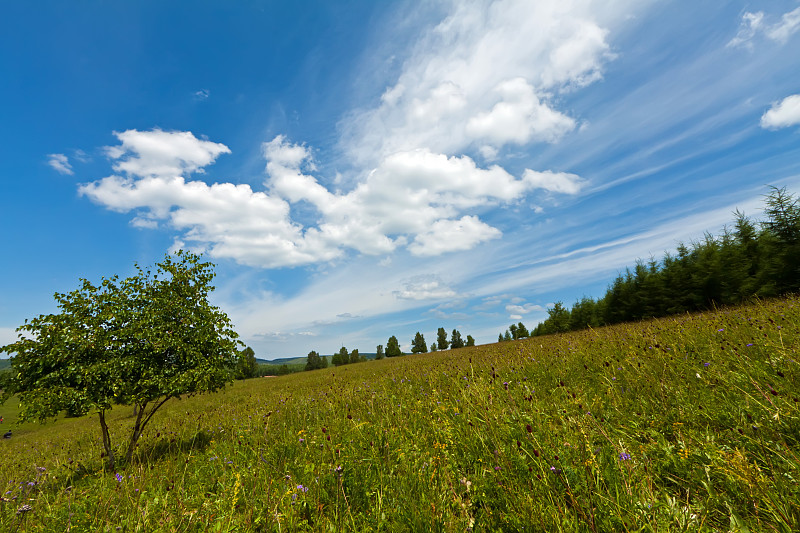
[259,353,378,366]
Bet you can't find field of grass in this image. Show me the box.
[0,296,798,531]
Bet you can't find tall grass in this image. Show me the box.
[0,296,798,531]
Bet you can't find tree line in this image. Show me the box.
[303,327,476,371]
[503,187,800,338]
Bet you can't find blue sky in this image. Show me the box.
[2,1,800,358]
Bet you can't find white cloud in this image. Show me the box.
[767,6,800,43]
[342,0,617,165]
[728,7,800,48]
[47,153,73,175]
[761,94,800,129]
[394,276,457,300]
[727,11,765,48]
[408,216,501,256]
[466,78,576,145]
[523,169,586,194]
[105,129,230,179]
[505,303,544,315]
[80,173,342,268]
[79,0,625,268]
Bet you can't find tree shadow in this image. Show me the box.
[51,430,213,490]
[133,430,213,465]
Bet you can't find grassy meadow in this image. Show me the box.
[0,296,798,532]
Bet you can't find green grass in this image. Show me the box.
[1,297,798,531]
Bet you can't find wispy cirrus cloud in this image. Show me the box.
[728,6,800,48]
[47,153,73,175]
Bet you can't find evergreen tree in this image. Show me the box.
[546,302,571,333]
[451,329,464,349]
[498,333,504,343]
[430,343,437,352]
[386,336,402,357]
[350,348,360,363]
[516,322,529,338]
[503,330,512,342]
[763,186,800,293]
[437,327,449,350]
[411,332,427,354]
[305,350,324,371]
[376,344,384,360]
[466,335,475,347]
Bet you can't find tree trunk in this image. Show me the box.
[124,402,147,464]
[98,410,115,471]
[124,396,171,464]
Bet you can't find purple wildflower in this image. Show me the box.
[619,452,631,461]
[115,473,123,483]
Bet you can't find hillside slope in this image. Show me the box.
[0,296,798,531]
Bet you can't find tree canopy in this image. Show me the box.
[0,251,239,470]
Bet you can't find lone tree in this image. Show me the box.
[411,332,427,354]
[0,251,240,470]
[376,345,384,360]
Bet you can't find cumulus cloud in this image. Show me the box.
[105,129,230,179]
[728,7,800,48]
[465,78,576,145]
[408,216,501,256]
[761,94,800,129]
[47,153,73,175]
[78,0,621,267]
[343,0,615,164]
